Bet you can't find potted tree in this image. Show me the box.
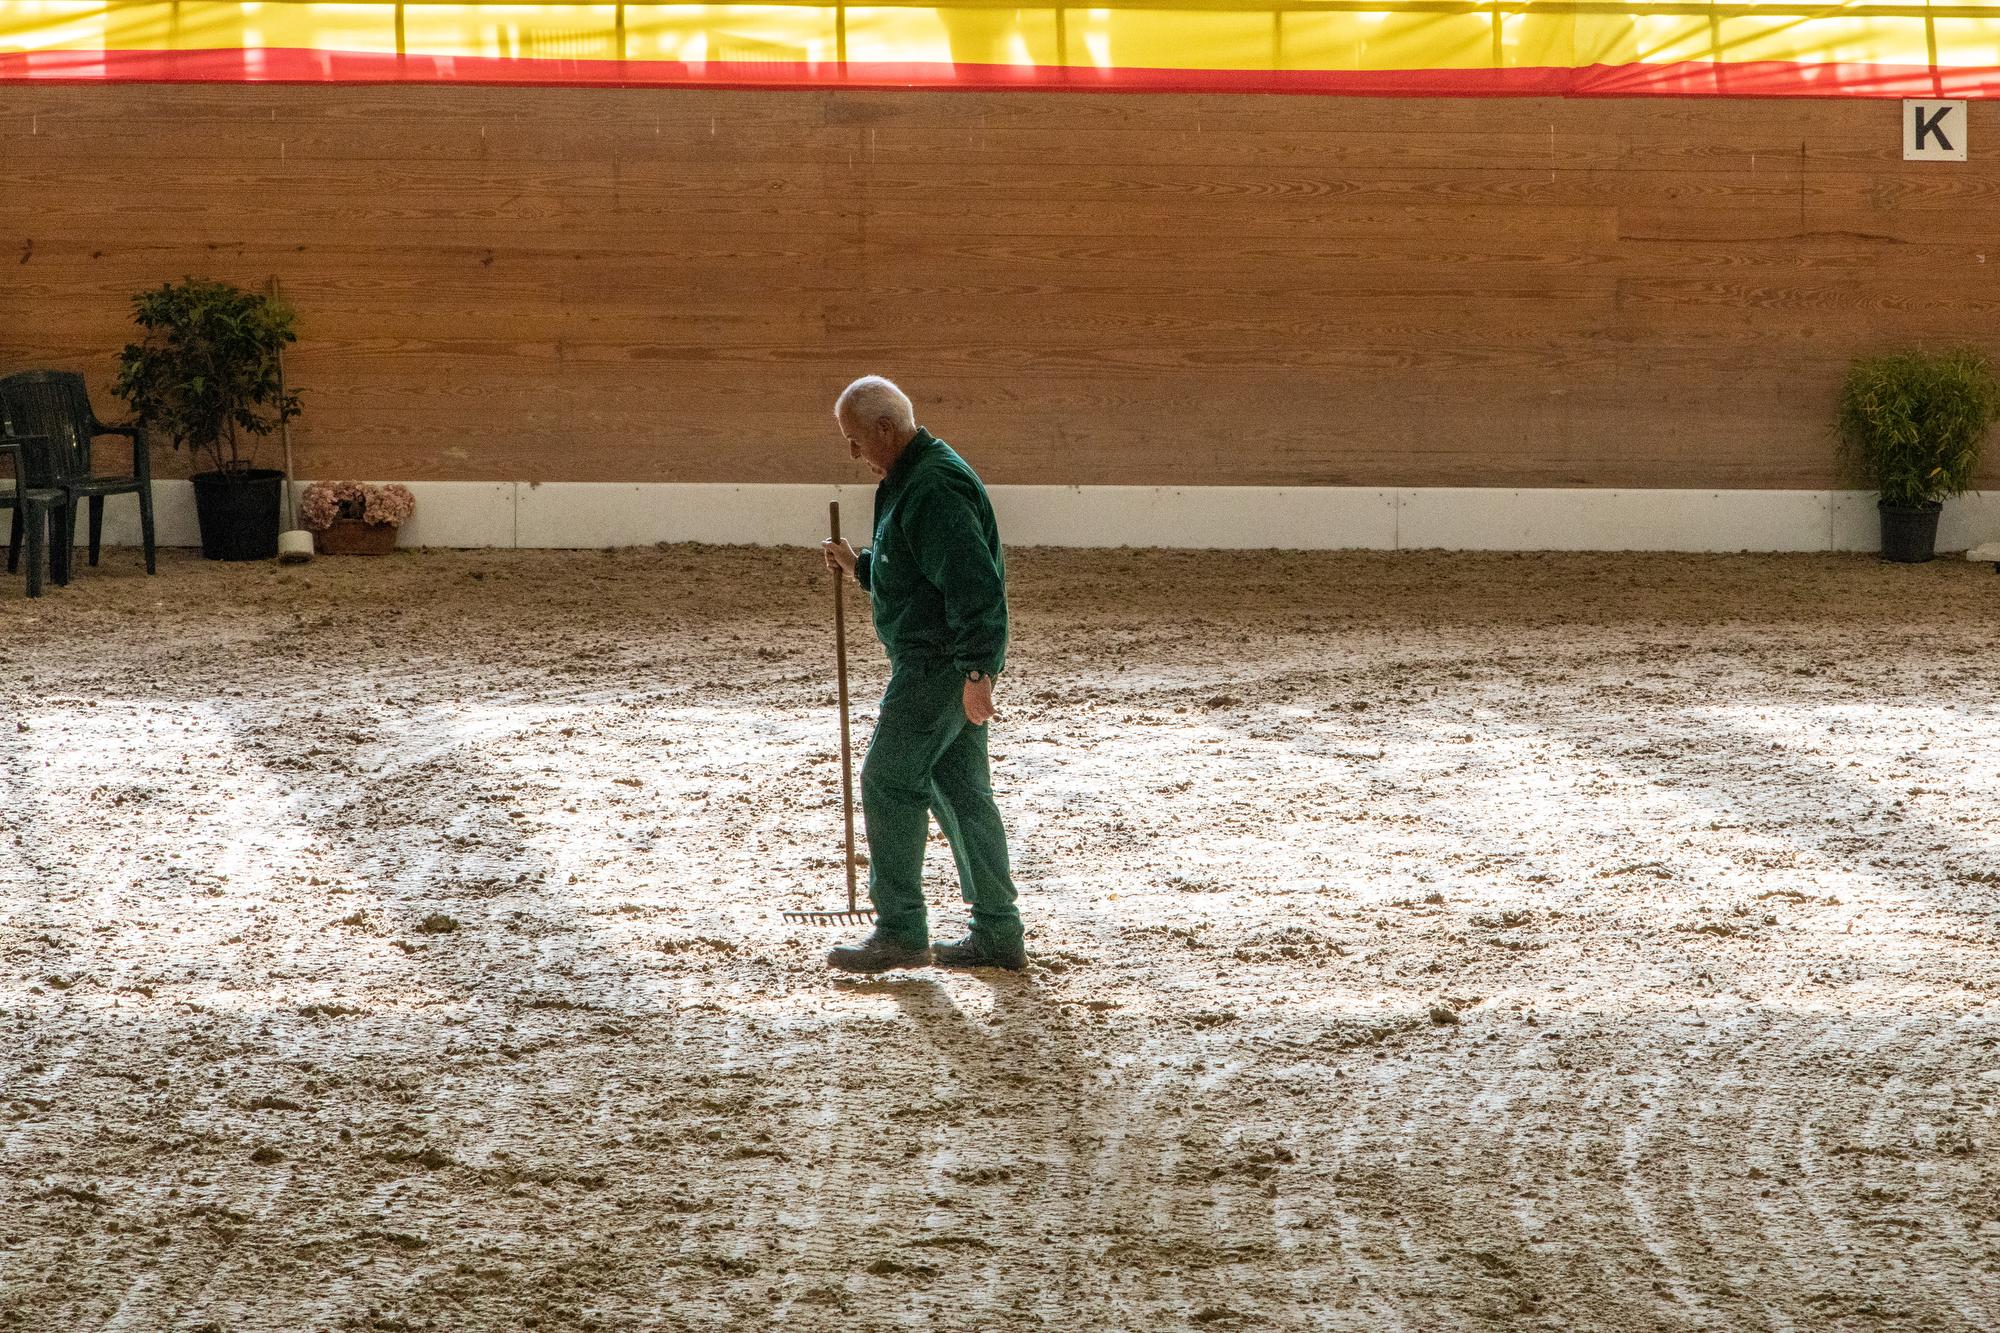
[1837,348,1999,563]
[114,277,303,561]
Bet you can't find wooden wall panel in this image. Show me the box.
[2,85,1997,489]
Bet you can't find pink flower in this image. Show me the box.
[364,483,416,527]
[299,481,340,531]
[331,481,368,522]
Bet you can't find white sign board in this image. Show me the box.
[1904,100,1967,161]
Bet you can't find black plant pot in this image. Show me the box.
[190,468,284,561]
[1877,499,1943,564]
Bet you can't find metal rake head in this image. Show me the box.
[782,907,878,927]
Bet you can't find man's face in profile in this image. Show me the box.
[839,410,903,479]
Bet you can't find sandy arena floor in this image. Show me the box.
[2,544,1998,1331]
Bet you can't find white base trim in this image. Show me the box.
[67,482,2000,553]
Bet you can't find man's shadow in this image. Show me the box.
[831,965,1071,1098]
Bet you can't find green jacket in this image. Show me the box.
[854,429,1008,678]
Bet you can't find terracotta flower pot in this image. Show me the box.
[314,518,399,556]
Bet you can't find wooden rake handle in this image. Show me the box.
[831,502,860,914]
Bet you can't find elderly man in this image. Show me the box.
[819,375,1026,973]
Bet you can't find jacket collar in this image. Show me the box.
[879,427,935,491]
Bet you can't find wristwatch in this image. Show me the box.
[964,670,995,683]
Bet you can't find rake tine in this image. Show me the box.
[782,908,877,927]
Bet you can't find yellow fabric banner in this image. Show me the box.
[4,1,2000,95]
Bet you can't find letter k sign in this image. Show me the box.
[1903,100,1968,162]
[1914,105,1953,151]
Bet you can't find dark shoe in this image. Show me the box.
[932,933,1026,971]
[826,929,930,974]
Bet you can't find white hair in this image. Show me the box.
[835,375,916,434]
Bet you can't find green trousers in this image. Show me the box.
[860,661,1022,950]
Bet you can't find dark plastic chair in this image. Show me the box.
[1,432,73,598]
[0,371,155,576]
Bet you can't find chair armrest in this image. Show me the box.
[91,421,143,448]
[90,422,151,479]
[1,433,54,486]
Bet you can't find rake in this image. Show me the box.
[784,501,876,928]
